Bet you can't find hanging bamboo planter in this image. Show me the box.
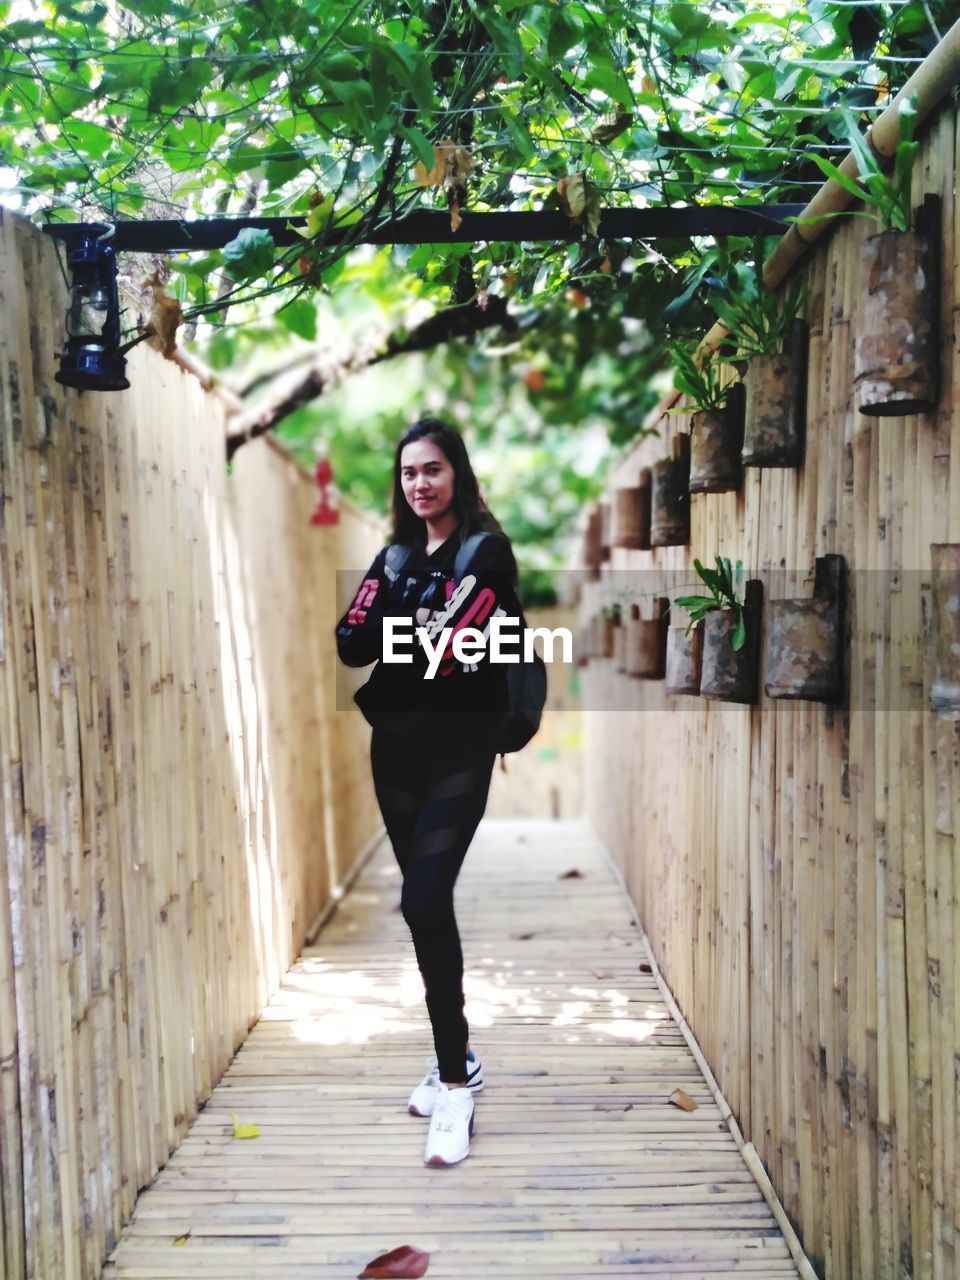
[765,556,845,703]
[599,499,612,562]
[699,580,763,703]
[590,610,614,660]
[854,202,939,416]
[584,507,603,578]
[575,620,590,668]
[665,622,703,695]
[741,321,807,468]
[689,385,744,494]
[613,615,627,673]
[930,543,960,716]
[613,469,652,550]
[625,597,668,679]
[650,434,690,547]
[609,604,624,670]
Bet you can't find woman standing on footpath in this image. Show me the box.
[335,417,520,1167]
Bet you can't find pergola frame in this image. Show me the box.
[43,205,806,253]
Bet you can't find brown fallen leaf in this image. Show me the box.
[559,868,584,879]
[140,271,184,359]
[556,171,602,236]
[590,110,633,144]
[668,1088,698,1113]
[414,138,473,189]
[514,931,536,941]
[359,1244,430,1279]
[639,962,653,974]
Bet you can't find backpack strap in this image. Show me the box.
[383,543,417,585]
[453,531,493,582]
[386,531,501,591]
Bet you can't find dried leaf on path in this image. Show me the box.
[559,868,584,879]
[229,1110,260,1139]
[359,1244,430,1278]
[668,1088,698,1112]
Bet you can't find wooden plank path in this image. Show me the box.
[102,820,805,1279]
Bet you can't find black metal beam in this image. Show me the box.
[44,205,805,253]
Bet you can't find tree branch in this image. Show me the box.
[224,296,516,462]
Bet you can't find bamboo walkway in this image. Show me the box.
[102,820,805,1279]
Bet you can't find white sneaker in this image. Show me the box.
[423,1083,475,1166]
[407,1051,484,1117]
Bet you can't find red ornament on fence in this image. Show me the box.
[310,457,339,526]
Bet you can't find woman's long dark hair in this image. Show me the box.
[390,418,517,582]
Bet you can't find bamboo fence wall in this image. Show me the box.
[582,101,959,1279]
[0,211,381,1280]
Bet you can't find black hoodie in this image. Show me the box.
[335,527,517,739]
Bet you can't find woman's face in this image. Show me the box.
[399,438,456,522]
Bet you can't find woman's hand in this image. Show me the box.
[415,607,434,627]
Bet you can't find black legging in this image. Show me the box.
[370,725,497,1084]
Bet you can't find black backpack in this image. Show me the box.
[383,532,547,755]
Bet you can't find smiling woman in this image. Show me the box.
[335,416,522,1168]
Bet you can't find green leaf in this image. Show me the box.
[546,10,582,60]
[399,123,435,170]
[321,52,363,82]
[499,107,535,161]
[896,94,917,147]
[222,228,276,282]
[368,46,393,122]
[467,0,524,78]
[585,65,634,110]
[61,120,114,160]
[386,42,434,113]
[278,297,317,341]
[731,611,747,651]
[144,58,213,115]
[674,594,714,611]
[841,108,882,182]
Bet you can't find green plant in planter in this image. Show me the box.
[806,95,919,233]
[674,557,747,650]
[711,258,804,359]
[669,340,730,412]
